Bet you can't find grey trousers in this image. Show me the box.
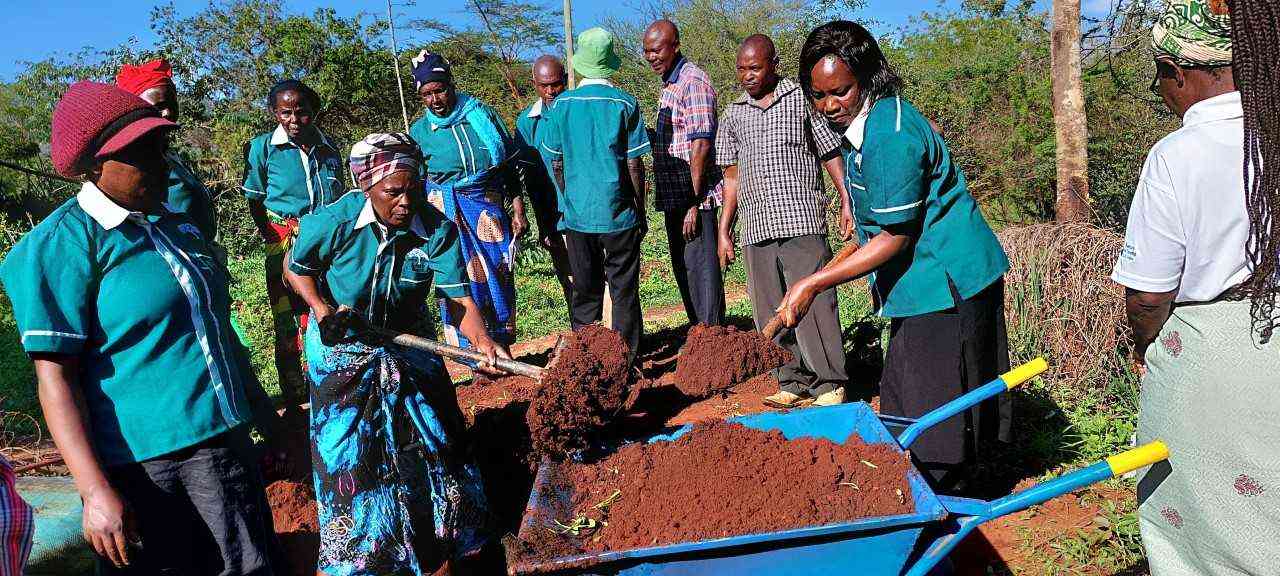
[744,234,848,396]
[663,208,725,326]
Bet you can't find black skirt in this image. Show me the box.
[879,278,1011,489]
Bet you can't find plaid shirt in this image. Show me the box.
[715,78,842,245]
[652,56,723,211]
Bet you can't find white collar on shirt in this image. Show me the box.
[578,78,614,88]
[77,182,139,230]
[528,99,544,118]
[354,198,430,239]
[1182,91,1243,127]
[842,96,874,150]
[270,124,335,150]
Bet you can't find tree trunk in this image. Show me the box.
[1051,0,1090,222]
[564,0,576,89]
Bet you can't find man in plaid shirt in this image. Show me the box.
[716,34,853,408]
[643,20,726,326]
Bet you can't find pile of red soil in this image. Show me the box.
[519,420,914,559]
[526,325,633,459]
[266,480,319,576]
[672,324,792,398]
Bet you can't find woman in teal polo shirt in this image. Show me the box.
[778,21,1012,489]
[1,82,280,573]
[408,52,526,355]
[242,79,346,412]
[284,133,509,575]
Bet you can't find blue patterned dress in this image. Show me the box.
[289,192,489,575]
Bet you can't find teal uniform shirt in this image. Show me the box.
[844,96,1008,318]
[0,183,264,465]
[539,78,651,233]
[514,99,559,197]
[242,125,346,218]
[288,191,470,333]
[409,101,520,196]
[165,150,218,241]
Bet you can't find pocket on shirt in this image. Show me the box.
[399,251,434,288]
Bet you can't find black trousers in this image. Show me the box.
[879,278,1012,490]
[743,234,848,396]
[662,208,725,326]
[98,430,280,576]
[565,226,643,357]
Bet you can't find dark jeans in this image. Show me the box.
[879,279,1011,489]
[743,234,847,396]
[565,226,643,357]
[98,431,279,576]
[662,208,725,326]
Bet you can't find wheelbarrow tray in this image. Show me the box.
[509,402,949,575]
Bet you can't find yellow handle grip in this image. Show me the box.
[1106,441,1170,476]
[999,357,1049,389]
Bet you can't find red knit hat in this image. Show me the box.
[50,81,177,178]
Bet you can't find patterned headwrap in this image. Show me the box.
[116,58,174,95]
[1152,0,1232,67]
[349,133,421,191]
[410,51,452,90]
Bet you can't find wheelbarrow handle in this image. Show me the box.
[896,357,1047,449]
[904,440,1169,576]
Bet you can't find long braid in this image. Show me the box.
[1228,0,1280,342]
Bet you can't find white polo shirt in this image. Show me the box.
[1112,91,1250,303]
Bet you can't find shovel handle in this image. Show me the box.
[761,241,861,339]
[373,328,546,379]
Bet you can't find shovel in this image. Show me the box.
[759,241,861,339]
[370,327,550,379]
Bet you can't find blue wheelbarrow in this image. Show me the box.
[509,358,1168,575]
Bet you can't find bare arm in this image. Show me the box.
[1124,288,1176,373]
[552,160,566,197]
[717,165,740,269]
[775,228,912,327]
[248,198,273,238]
[284,268,333,322]
[823,155,854,241]
[33,355,136,568]
[628,157,647,226]
[689,139,712,204]
[446,295,513,372]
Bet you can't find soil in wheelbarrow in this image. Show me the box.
[514,419,915,561]
[671,324,793,398]
[525,324,634,460]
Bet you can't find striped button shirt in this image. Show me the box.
[652,56,723,211]
[715,78,842,246]
[0,457,32,576]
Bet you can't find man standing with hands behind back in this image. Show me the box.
[643,19,726,327]
[514,55,575,307]
[716,34,852,408]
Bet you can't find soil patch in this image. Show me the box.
[672,325,792,398]
[266,480,319,576]
[664,372,781,426]
[526,325,633,459]
[516,420,914,562]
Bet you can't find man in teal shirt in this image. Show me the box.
[514,55,574,307]
[540,27,650,356]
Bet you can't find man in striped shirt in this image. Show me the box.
[644,19,726,327]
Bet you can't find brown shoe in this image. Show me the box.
[763,390,814,408]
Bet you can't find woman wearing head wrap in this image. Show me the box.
[284,133,509,575]
[241,79,346,415]
[1112,1,1280,573]
[116,58,217,241]
[0,82,280,574]
[408,52,527,357]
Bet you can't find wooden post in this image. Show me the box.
[563,0,576,88]
[1051,0,1090,222]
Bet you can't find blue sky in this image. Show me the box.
[1,0,1106,81]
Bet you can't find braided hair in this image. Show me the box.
[1227,0,1280,342]
[798,21,902,103]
